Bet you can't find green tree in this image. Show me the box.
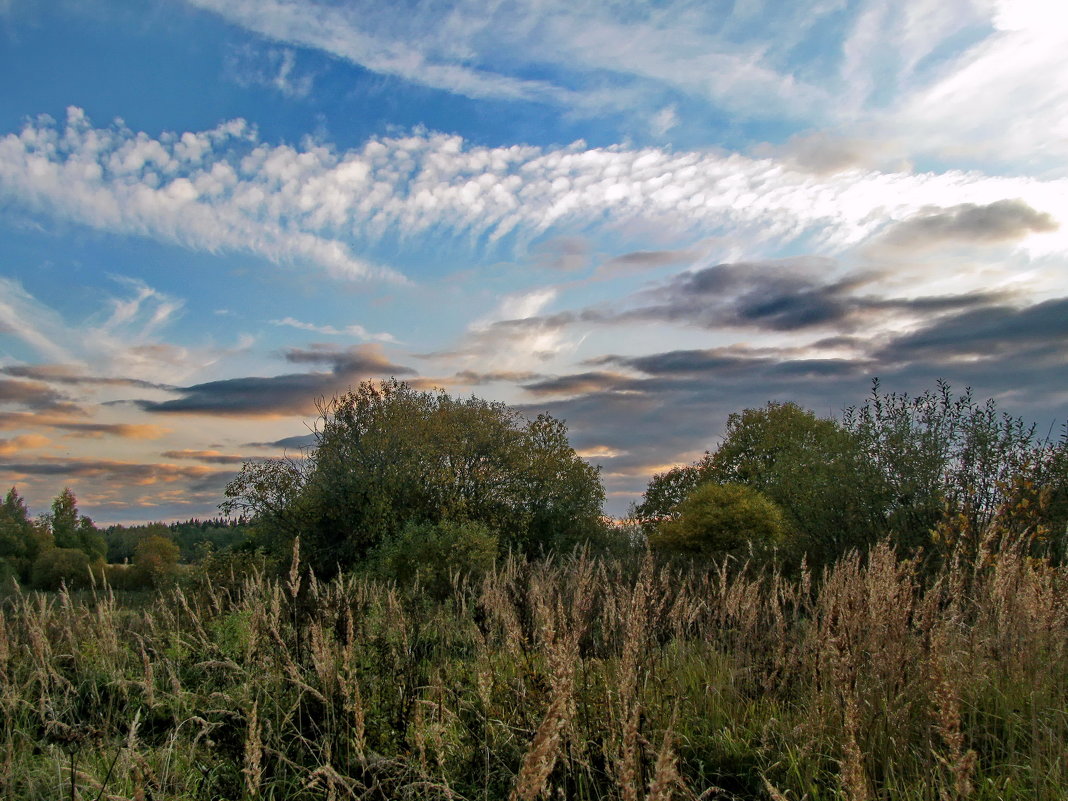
[635,402,887,565]
[650,483,787,560]
[843,380,1043,552]
[224,379,605,575]
[47,488,106,561]
[0,487,51,583]
[132,534,181,587]
[371,519,499,599]
[31,547,94,591]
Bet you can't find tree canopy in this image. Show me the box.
[635,382,1068,567]
[223,379,605,575]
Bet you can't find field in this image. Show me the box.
[3,540,1068,801]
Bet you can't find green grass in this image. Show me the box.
[2,543,1068,800]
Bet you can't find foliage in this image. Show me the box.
[223,379,605,575]
[104,518,251,564]
[132,534,181,588]
[0,487,49,583]
[634,402,888,565]
[843,379,1047,553]
[30,547,97,591]
[650,482,787,559]
[370,518,499,599]
[46,488,106,562]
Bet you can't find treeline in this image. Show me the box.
[219,378,1068,590]
[0,487,251,591]
[634,379,1068,571]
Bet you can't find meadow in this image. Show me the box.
[3,536,1067,801]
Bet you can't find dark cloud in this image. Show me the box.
[0,364,174,390]
[522,371,635,397]
[161,450,252,464]
[877,298,1068,362]
[880,200,1057,249]
[474,259,1006,343]
[282,344,416,375]
[0,411,168,439]
[622,260,1004,333]
[247,433,319,450]
[138,344,415,416]
[452,369,543,385]
[601,247,699,273]
[0,456,230,482]
[0,377,78,411]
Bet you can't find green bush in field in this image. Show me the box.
[132,533,181,588]
[370,518,499,599]
[650,482,787,560]
[30,547,96,590]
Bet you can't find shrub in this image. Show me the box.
[370,518,499,599]
[649,483,787,561]
[131,534,181,588]
[30,547,96,591]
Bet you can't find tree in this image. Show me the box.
[47,488,106,561]
[842,380,1044,552]
[0,487,52,583]
[132,534,181,587]
[650,483,787,560]
[635,402,887,565]
[31,547,94,591]
[224,379,605,575]
[371,519,499,600]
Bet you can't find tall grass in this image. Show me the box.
[2,538,1068,800]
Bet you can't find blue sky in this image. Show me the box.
[1,0,1066,522]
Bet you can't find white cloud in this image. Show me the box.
[0,276,242,386]
[0,109,402,283]
[2,108,1066,289]
[184,0,1068,174]
[270,316,397,343]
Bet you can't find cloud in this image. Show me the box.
[600,246,700,273]
[247,433,318,450]
[877,297,1068,362]
[497,259,1008,339]
[877,200,1058,250]
[0,456,228,483]
[522,371,633,397]
[271,317,397,343]
[160,449,253,464]
[533,237,590,272]
[0,364,174,390]
[0,109,401,283]
[227,45,315,99]
[0,434,51,457]
[0,411,170,439]
[4,109,1066,291]
[0,377,76,411]
[138,344,415,416]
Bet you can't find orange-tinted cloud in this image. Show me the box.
[0,434,52,456]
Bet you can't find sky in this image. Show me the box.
[1,0,1066,523]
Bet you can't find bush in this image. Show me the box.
[31,547,97,591]
[370,519,499,599]
[650,483,787,561]
[131,534,181,588]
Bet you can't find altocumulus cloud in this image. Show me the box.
[3,110,1066,287]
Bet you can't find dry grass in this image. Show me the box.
[2,533,1068,800]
